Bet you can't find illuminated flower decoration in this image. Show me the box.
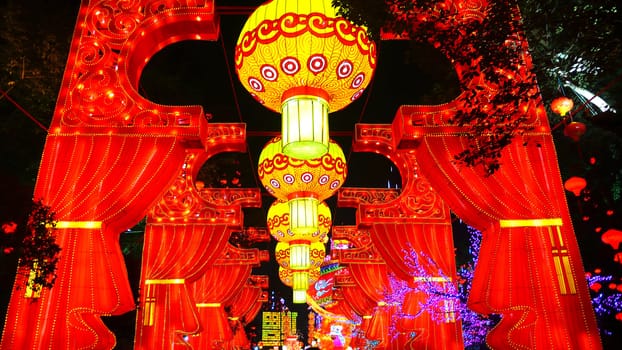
[235,0,376,159]
[267,199,332,243]
[258,137,346,235]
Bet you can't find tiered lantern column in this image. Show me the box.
[258,137,347,303]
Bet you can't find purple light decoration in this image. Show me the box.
[586,270,622,337]
[379,225,497,347]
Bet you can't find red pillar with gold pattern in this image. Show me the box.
[135,143,263,349]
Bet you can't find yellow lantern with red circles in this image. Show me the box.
[267,199,332,243]
[235,0,377,159]
[258,137,346,235]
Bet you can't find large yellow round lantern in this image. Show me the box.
[235,0,377,159]
[267,199,332,243]
[259,137,346,234]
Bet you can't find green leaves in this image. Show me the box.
[18,199,61,294]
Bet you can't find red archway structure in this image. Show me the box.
[133,142,267,349]
[1,1,222,349]
[1,0,602,349]
[336,126,464,349]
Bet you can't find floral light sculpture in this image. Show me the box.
[235,0,376,159]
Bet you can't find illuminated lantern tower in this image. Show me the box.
[269,198,331,303]
[259,137,345,302]
[235,0,377,159]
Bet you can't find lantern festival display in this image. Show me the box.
[235,0,377,159]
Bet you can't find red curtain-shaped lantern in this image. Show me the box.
[340,131,464,349]
[222,277,267,349]
[134,223,231,349]
[366,304,391,346]
[3,135,186,349]
[348,263,390,304]
[2,1,220,348]
[393,103,601,349]
[339,284,378,318]
[187,265,252,349]
[225,277,266,323]
[135,146,257,349]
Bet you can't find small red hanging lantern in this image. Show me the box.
[551,96,574,116]
[589,282,602,293]
[564,121,587,141]
[601,229,622,250]
[564,176,586,197]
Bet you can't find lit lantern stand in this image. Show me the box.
[235,0,376,159]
